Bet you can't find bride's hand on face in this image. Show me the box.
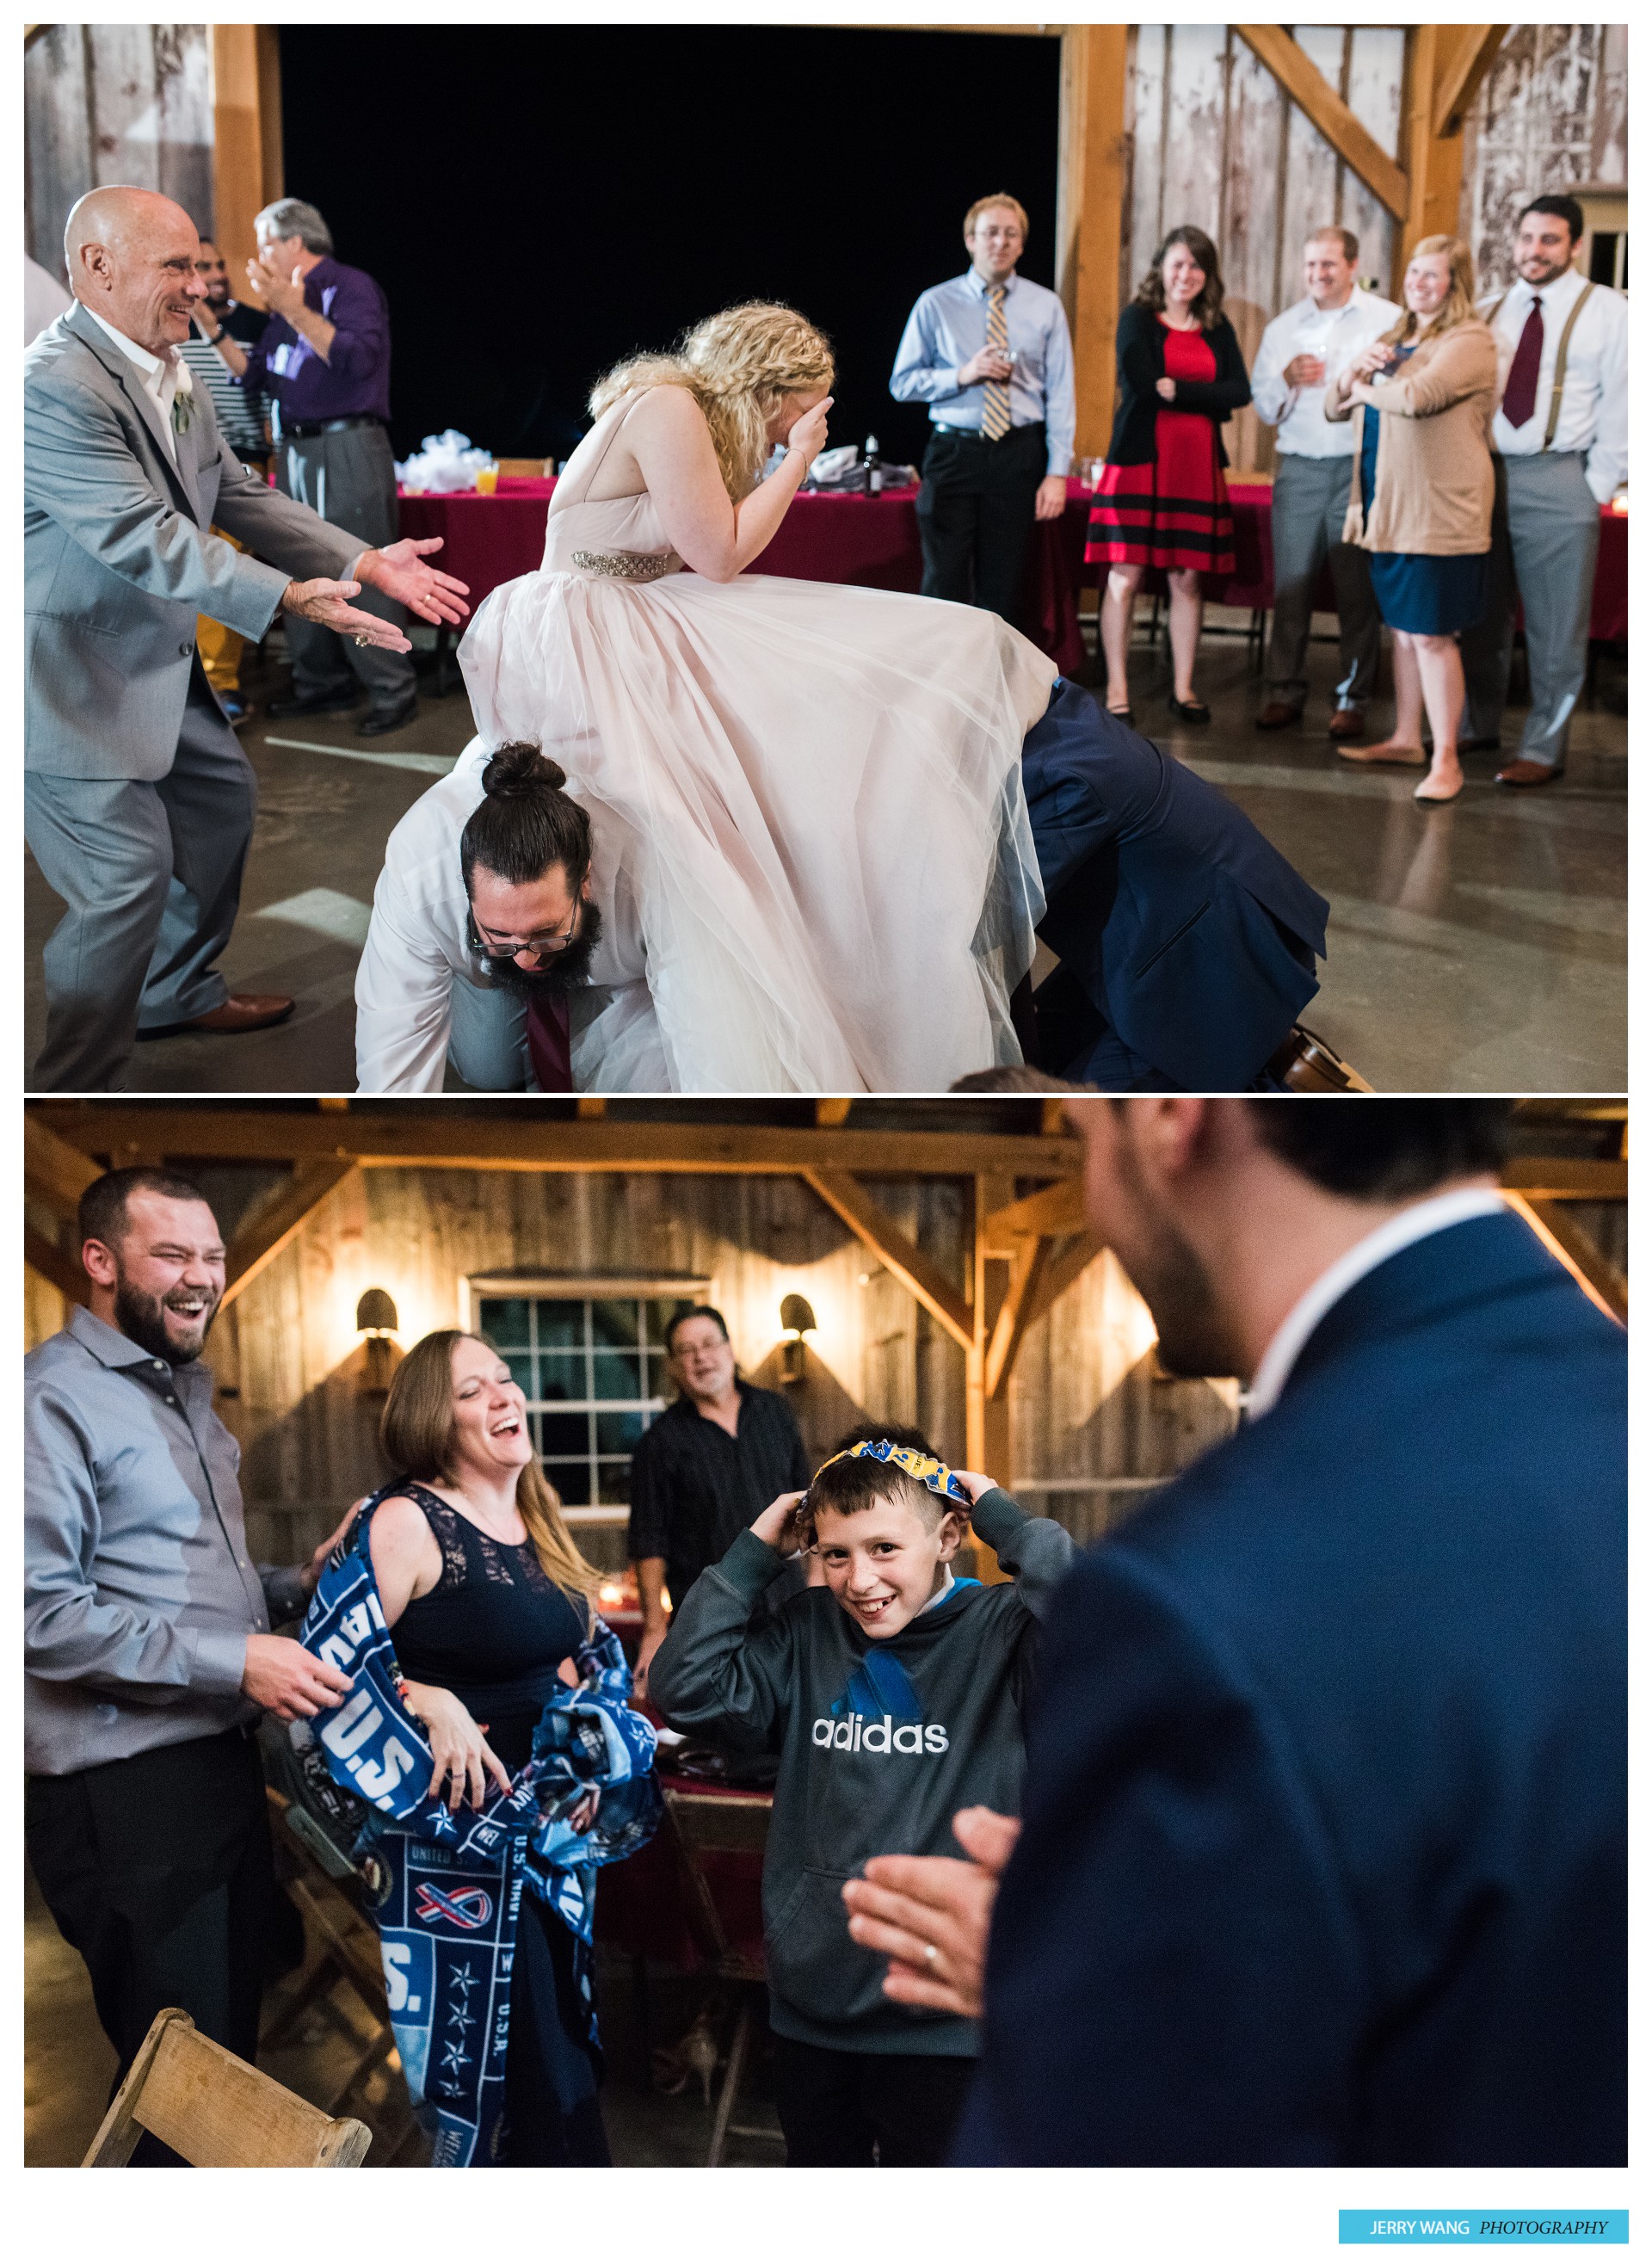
[783,394,833,471]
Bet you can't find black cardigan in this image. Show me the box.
[1106,301,1252,468]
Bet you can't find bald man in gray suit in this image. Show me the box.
[24,186,470,1090]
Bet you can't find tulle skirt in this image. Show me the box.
[458,568,1055,1093]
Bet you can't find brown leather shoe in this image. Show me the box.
[1265,1024,1375,1093]
[137,993,296,1040]
[1495,757,1563,788]
[1327,708,1367,742]
[1254,701,1300,731]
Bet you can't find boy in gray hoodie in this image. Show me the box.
[649,1438,1074,2165]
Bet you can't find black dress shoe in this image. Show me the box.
[1168,694,1211,725]
[1106,704,1136,725]
[355,698,419,737]
[268,688,359,719]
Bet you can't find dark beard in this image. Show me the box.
[1131,1225,1242,1379]
[114,1276,219,1365]
[481,900,604,996]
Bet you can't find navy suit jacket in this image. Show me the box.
[955,1212,1626,2164]
[1023,680,1329,1089]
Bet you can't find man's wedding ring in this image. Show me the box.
[924,1943,940,1967]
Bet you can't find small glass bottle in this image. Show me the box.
[864,434,883,497]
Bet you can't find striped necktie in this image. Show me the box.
[983,285,1011,441]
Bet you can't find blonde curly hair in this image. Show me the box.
[589,302,835,501]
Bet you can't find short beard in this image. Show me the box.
[1107,1117,1244,1379]
[113,1275,219,1366]
[480,900,604,996]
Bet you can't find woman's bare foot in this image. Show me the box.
[1336,738,1427,768]
[1414,751,1464,805]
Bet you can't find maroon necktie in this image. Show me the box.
[524,988,573,1092]
[1502,296,1544,429]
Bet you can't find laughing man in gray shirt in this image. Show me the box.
[25,1166,354,2124]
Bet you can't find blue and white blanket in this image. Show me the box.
[293,1488,660,2166]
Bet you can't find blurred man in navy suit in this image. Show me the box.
[844,1099,1626,2165]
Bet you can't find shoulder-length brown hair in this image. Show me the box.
[381,1330,601,1613]
[1383,234,1479,347]
[1135,225,1226,330]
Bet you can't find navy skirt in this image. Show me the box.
[1368,546,1489,635]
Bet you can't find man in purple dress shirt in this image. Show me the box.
[197,196,417,736]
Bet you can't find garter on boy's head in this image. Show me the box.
[798,1447,946,1551]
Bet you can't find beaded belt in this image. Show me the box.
[570,550,669,581]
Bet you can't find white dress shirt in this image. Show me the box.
[1480,266,1628,503]
[83,305,183,464]
[1244,1188,1510,1420]
[1249,287,1402,458]
[354,737,650,1093]
[890,268,1076,476]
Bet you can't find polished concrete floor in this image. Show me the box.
[23,625,1626,1095]
[25,1858,783,2169]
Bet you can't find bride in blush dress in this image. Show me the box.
[456,303,1056,1093]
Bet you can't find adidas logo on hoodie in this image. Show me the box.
[811,1712,950,1755]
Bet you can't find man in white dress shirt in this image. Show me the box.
[1460,194,1628,787]
[890,194,1076,622]
[354,740,653,1092]
[1249,228,1399,742]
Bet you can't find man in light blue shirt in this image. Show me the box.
[891,193,1076,622]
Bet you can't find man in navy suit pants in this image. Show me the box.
[844,1099,1626,2165]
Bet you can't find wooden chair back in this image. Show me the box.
[662,1786,771,1982]
[82,2009,372,2168]
[494,455,555,478]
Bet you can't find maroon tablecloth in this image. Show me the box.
[400,475,1626,667]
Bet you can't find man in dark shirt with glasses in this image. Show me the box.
[628,1305,811,1698]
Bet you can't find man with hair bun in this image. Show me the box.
[1250,227,1399,740]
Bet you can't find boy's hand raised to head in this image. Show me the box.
[950,1469,998,1509]
[751,1490,807,1556]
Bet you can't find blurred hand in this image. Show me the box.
[300,1500,365,1596]
[243,1633,352,1721]
[247,253,306,323]
[1156,377,1178,402]
[1033,473,1068,522]
[567,1786,601,1835]
[632,1623,667,1702]
[959,348,1014,387]
[354,536,472,627]
[842,1805,1022,2019]
[1349,340,1394,381]
[399,1680,513,1811]
[784,395,833,472]
[750,1490,807,1556]
[1283,353,1327,388]
[280,576,412,651]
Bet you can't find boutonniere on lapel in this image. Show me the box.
[171,355,195,437]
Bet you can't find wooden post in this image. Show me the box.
[1397,25,1468,287]
[1056,24,1131,458]
[968,1175,1014,1582]
[211,26,282,276]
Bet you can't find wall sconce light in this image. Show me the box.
[780,1292,817,1385]
[356,1286,398,1396]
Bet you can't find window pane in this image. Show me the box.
[590,1299,640,1349]
[546,1459,592,1507]
[534,1352,587,1404]
[595,1410,646,1456]
[503,1353,534,1400]
[539,1410,590,1459]
[478,1298,530,1348]
[644,1349,672,1401]
[594,1458,634,1506]
[591,1349,644,1403]
[533,1302,585,1352]
[648,1298,696,1348]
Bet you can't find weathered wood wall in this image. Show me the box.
[25,25,215,286]
[1462,24,1629,289]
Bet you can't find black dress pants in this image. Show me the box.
[915,422,1047,620]
[771,2031,977,2165]
[26,1728,273,2164]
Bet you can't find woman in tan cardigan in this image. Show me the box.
[1326,237,1497,804]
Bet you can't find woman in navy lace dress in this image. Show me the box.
[370,1330,612,2165]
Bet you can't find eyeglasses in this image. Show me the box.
[465,904,583,964]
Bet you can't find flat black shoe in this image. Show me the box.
[1106,703,1136,725]
[1168,694,1211,725]
[355,700,419,737]
[268,688,359,719]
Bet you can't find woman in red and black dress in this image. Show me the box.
[1088,226,1251,725]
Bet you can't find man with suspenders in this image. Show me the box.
[1462,194,1627,787]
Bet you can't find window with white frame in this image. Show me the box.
[463,1275,710,1515]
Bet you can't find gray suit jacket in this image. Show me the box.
[24,302,366,780]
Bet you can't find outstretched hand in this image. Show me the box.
[841,1804,1021,2019]
[280,576,412,651]
[355,536,472,627]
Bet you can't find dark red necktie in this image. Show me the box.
[1502,296,1544,429]
[524,988,573,1092]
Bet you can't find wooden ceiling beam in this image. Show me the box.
[1020,1231,1103,1336]
[31,1107,1080,1184]
[800,1169,974,1353]
[1499,1159,1627,1200]
[983,1175,1088,1247]
[1432,24,1508,139]
[24,1116,104,1225]
[26,1225,89,1306]
[1235,26,1410,219]
[219,1160,361,1311]
[1502,1195,1626,1328]
[985,1235,1050,1401]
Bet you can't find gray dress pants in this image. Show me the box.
[275,422,416,711]
[1264,452,1382,713]
[1461,451,1600,770]
[446,976,533,1091]
[26,664,256,1090]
